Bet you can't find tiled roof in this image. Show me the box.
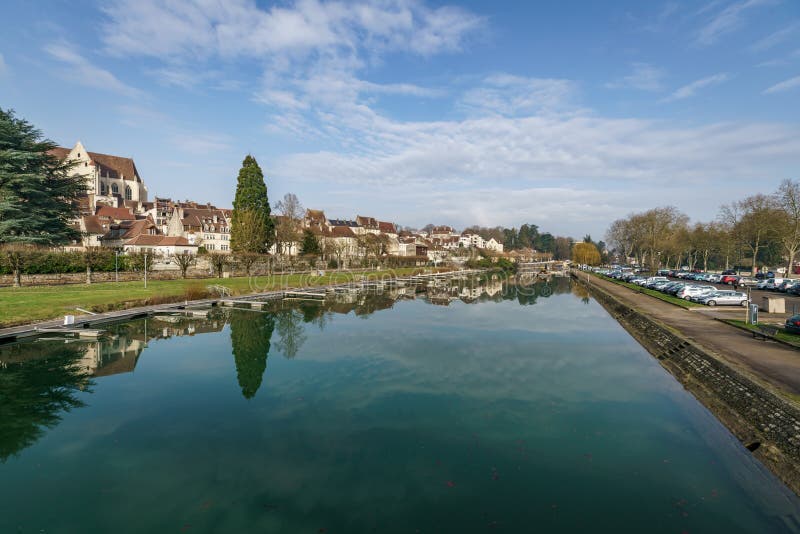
[82,215,106,235]
[331,226,356,237]
[47,147,71,160]
[96,206,136,221]
[88,151,140,182]
[378,221,396,233]
[356,215,378,227]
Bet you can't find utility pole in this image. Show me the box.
[144,253,148,289]
[115,250,119,283]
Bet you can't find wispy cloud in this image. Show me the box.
[696,0,775,46]
[459,74,578,117]
[605,63,666,91]
[763,75,800,94]
[44,41,143,99]
[663,73,730,101]
[750,22,800,52]
[100,0,484,59]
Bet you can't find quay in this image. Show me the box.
[0,269,487,343]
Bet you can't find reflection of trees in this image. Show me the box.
[229,310,275,399]
[274,309,307,360]
[0,343,92,462]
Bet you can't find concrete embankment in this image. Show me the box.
[572,272,800,496]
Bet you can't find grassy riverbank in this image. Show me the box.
[723,319,800,348]
[595,274,701,309]
[0,267,430,327]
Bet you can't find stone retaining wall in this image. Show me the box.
[0,268,215,286]
[573,272,800,495]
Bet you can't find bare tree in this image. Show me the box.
[208,252,228,278]
[720,194,779,275]
[236,252,260,276]
[171,252,195,279]
[274,193,304,258]
[776,179,800,276]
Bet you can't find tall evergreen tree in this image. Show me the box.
[230,155,274,253]
[0,108,87,285]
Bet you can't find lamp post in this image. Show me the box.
[114,250,119,283]
[144,253,148,289]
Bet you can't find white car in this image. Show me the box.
[698,291,749,307]
[676,285,716,300]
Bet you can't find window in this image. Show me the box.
[221,245,228,251]
[125,186,132,200]
[100,182,107,195]
[111,183,119,194]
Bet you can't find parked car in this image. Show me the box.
[737,277,759,287]
[720,275,739,285]
[676,285,715,300]
[645,277,670,288]
[698,291,749,307]
[763,278,787,291]
[706,274,722,283]
[785,314,800,335]
[721,269,737,275]
[777,280,799,293]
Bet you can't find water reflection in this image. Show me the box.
[0,277,568,458]
[230,311,275,399]
[0,342,92,462]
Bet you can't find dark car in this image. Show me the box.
[786,315,800,335]
[721,270,736,275]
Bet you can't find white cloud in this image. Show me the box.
[763,75,800,94]
[459,74,578,117]
[663,73,729,101]
[100,0,483,60]
[750,22,800,52]
[605,63,666,91]
[44,42,142,99]
[696,0,775,46]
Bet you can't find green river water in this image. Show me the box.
[1,278,799,533]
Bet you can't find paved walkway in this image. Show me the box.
[586,274,800,398]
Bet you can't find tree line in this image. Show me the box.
[605,180,800,274]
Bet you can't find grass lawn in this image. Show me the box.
[723,319,800,348]
[0,267,429,327]
[595,274,702,309]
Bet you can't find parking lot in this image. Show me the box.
[672,278,800,315]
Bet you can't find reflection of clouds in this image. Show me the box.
[3,280,800,531]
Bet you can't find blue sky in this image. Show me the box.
[1,0,798,237]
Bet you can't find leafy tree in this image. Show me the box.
[572,242,601,265]
[230,155,274,253]
[0,108,87,285]
[229,309,275,399]
[300,229,321,256]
